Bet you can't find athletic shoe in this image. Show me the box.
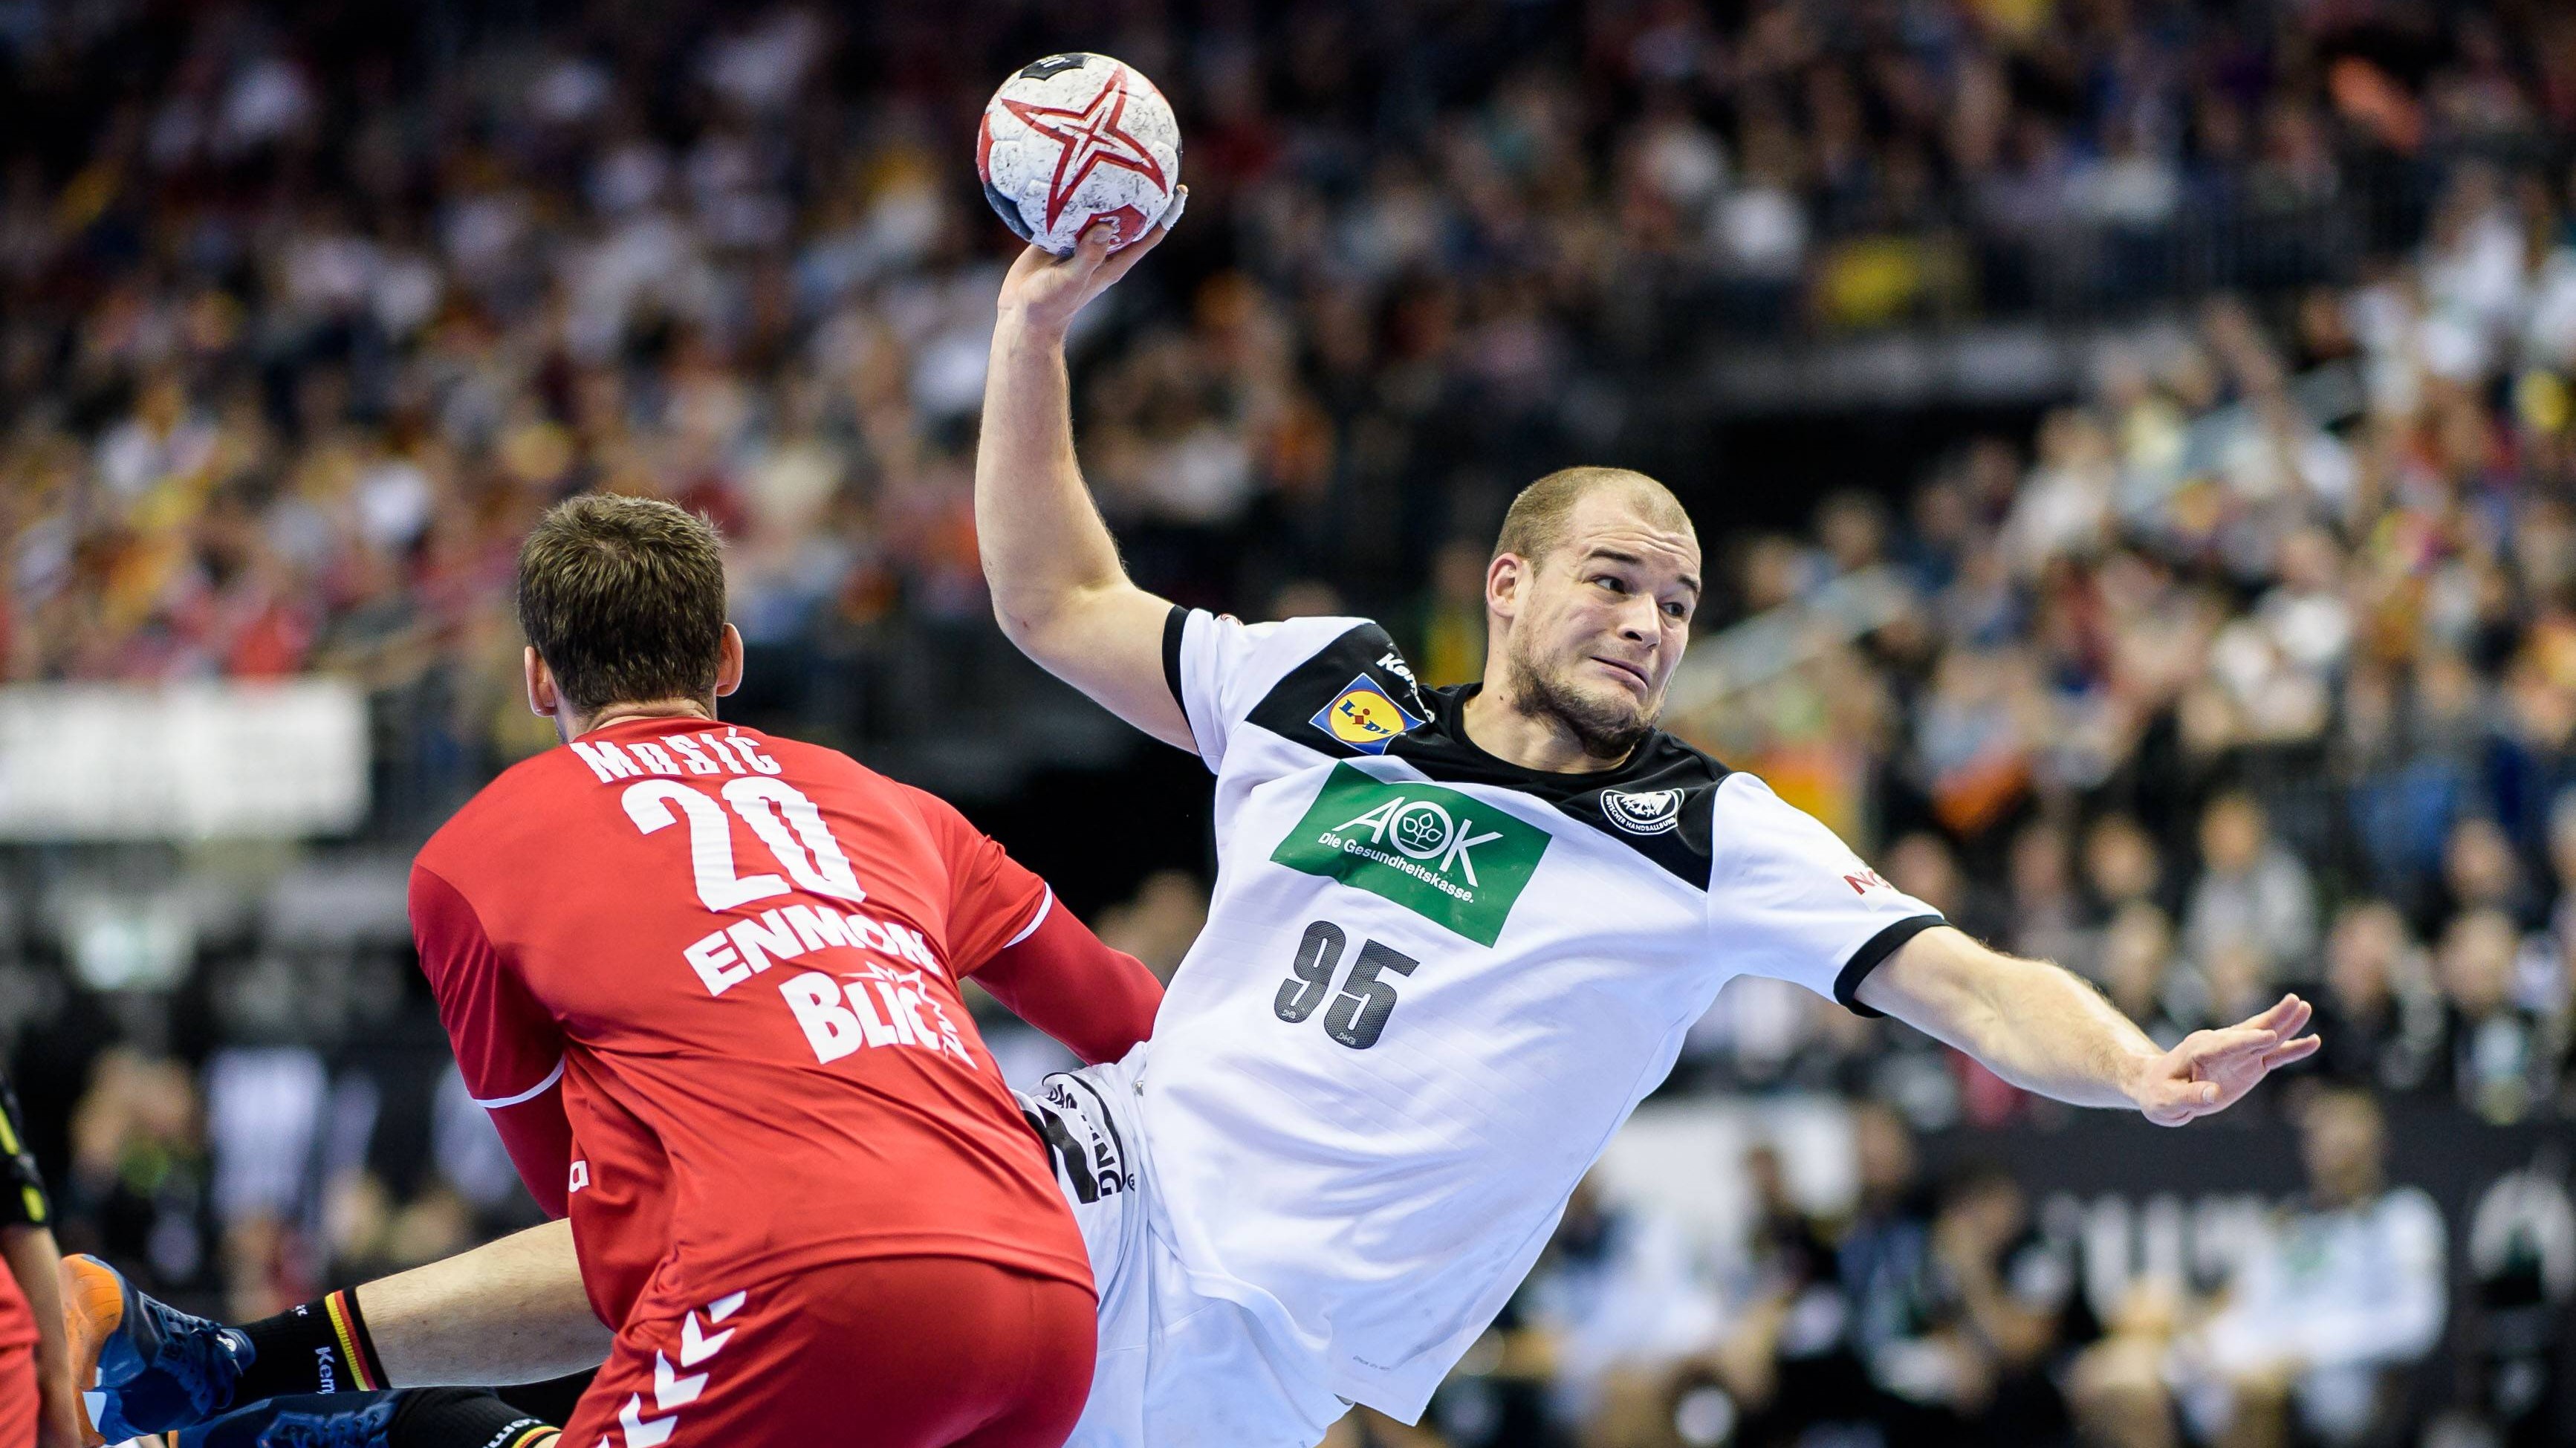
[178,1393,402,1448]
[61,1255,253,1441]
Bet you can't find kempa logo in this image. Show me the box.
[1600,788,1684,836]
[1273,764,1548,946]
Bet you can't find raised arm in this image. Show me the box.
[1,1065,80,1448]
[976,201,1194,750]
[1855,925,2319,1125]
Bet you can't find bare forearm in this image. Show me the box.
[1860,926,2317,1126]
[1859,928,2154,1109]
[972,294,1190,747]
[3,1226,77,1436]
[354,1218,610,1386]
[976,317,1132,643]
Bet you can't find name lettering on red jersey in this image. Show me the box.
[780,964,973,1065]
[684,903,941,996]
[572,731,784,785]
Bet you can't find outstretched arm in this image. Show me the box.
[1855,926,2319,1125]
[353,1219,609,1386]
[976,203,1194,750]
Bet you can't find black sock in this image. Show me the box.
[236,1288,391,1403]
[389,1389,557,1448]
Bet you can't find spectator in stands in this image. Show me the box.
[1881,831,2006,948]
[1508,1173,1719,1448]
[2183,792,2317,983]
[1713,1123,1901,1448]
[2444,816,2537,928]
[2005,819,2094,975]
[2175,1091,2446,1448]
[2097,901,2191,1051]
[1834,1103,1987,1445]
[2081,814,2167,918]
[1930,1166,2088,1446]
[58,1051,218,1314]
[2545,791,2576,954]
[2435,909,2568,1124]
[2308,900,2445,1094]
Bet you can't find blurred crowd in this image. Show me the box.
[7,1,2576,1446]
[4,0,2573,753]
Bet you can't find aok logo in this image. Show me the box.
[1336,796,1501,883]
[1274,764,1548,946]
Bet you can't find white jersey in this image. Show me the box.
[1149,608,1945,1421]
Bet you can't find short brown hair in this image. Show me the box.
[516,494,727,715]
[1493,467,1693,564]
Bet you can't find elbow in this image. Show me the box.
[990,594,1069,658]
[989,594,1039,646]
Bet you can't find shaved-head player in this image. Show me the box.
[67,216,2317,1448]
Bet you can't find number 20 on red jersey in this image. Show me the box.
[571,729,976,1068]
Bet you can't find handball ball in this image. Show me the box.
[978,53,1181,256]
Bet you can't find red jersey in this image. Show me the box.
[413,716,1091,1322]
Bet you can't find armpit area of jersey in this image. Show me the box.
[0,1071,51,1229]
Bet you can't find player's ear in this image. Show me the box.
[713,623,746,700]
[524,646,558,718]
[1486,552,1527,620]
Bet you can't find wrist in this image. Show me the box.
[2117,1048,2163,1110]
[994,308,1070,351]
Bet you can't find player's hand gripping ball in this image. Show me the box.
[978,53,1182,255]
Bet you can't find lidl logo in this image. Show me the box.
[1311,675,1423,754]
[1272,763,1548,945]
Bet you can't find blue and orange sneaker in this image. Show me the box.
[178,1392,402,1448]
[62,1254,253,1442]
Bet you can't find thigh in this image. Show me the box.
[562,1259,1097,1448]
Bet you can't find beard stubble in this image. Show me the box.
[1499,638,1657,762]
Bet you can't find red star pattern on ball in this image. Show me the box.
[1000,68,1169,232]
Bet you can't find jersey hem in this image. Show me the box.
[1834,913,1947,1016]
[634,1235,1098,1319]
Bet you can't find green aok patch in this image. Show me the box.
[1271,763,1550,946]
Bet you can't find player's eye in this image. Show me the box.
[1592,574,1626,594]
[1663,601,1689,619]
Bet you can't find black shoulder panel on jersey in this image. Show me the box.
[0,1068,49,1229]
[1242,620,1434,759]
[1387,690,1731,890]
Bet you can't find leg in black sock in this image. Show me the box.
[389,1389,558,1448]
[234,1289,392,1403]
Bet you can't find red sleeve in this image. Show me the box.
[971,899,1164,1065]
[903,786,1054,973]
[411,863,574,1217]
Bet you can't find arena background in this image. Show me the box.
[3,1,2574,1446]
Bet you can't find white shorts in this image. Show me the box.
[1016,1045,1349,1448]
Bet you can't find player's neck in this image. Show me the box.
[1458,685,1633,776]
[562,698,719,741]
